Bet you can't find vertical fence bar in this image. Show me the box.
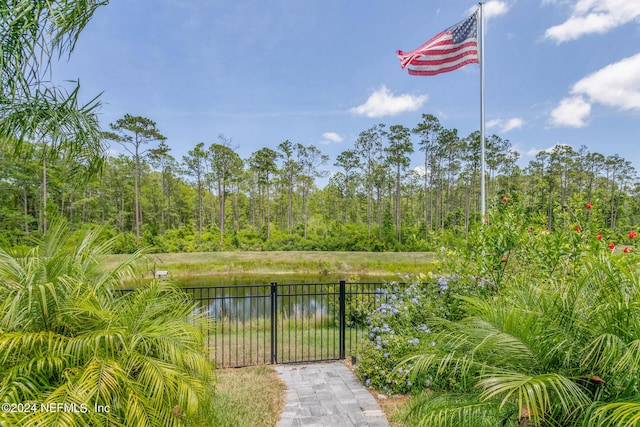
[249,285,253,365]
[221,286,226,368]
[270,282,278,364]
[235,288,239,367]
[339,280,346,360]
[291,284,296,362]
[263,284,268,364]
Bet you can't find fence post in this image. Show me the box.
[270,282,278,364]
[339,280,346,359]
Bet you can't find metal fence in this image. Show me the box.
[183,281,387,368]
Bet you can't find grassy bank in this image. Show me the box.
[104,251,437,280]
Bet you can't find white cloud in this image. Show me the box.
[526,147,543,157]
[544,0,640,43]
[502,117,525,132]
[349,85,427,118]
[484,1,510,20]
[526,143,573,157]
[486,119,501,129]
[467,1,510,21]
[550,96,591,127]
[486,117,525,133]
[321,132,344,145]
[571,53,640,111]
[413,165,429,178]
[550,53,640,128]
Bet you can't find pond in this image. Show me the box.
[174,274,397,322]
[173,272,400,287]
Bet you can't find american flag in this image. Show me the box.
[398,10,478,76]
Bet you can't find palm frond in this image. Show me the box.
[0,331,69,364]
[72,357,127,404]
[589,398,640,427]
[581,333,627,374]
[477,371,591,425]
[406,393,514,427]
[613,339,640,376]
[1,84,104,168]
[1,0,107,95]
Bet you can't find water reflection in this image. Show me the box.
[186,282,340,321]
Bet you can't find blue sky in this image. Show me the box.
[53,0,640,175]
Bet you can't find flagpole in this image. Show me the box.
[479,1,486,219]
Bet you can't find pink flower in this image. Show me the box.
[501,196,508,203]
[623,247,632,253]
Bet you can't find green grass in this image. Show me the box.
[104,251,437,281]
[211,365,287,427]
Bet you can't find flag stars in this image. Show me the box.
[450,14,477,44]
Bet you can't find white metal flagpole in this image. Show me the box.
[479,1,486,219]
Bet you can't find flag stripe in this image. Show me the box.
[397,33,449,68]
[406,45,478,75]
[398,10,478,76]
[412,39,478,57]
[410,42,478,65]
[407,57,479,76]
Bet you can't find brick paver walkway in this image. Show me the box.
[275,362,390,427]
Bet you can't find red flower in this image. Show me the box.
[526,227,532,233]
[629,231,637,239]
[501,255,508,262]
[596,234,603,240]
[586,202,592,209]
[502,196,508,203]
[623,247,632,253]
[574,225,581,232]
[609,243,616,250]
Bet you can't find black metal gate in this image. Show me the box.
[184,281,385,368]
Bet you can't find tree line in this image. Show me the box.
[1,113,638,252]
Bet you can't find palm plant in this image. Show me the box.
[0,219,216,426]
[1,1,107,232]
[404,223,640,426]
[1,0,106,152]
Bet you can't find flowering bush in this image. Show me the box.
[399,204,640,426]
[354,276,459,394]
[356,200,640,426]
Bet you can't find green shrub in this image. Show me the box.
[355,276,463,394]
[397,202,640,426]
[0,220,216,426]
